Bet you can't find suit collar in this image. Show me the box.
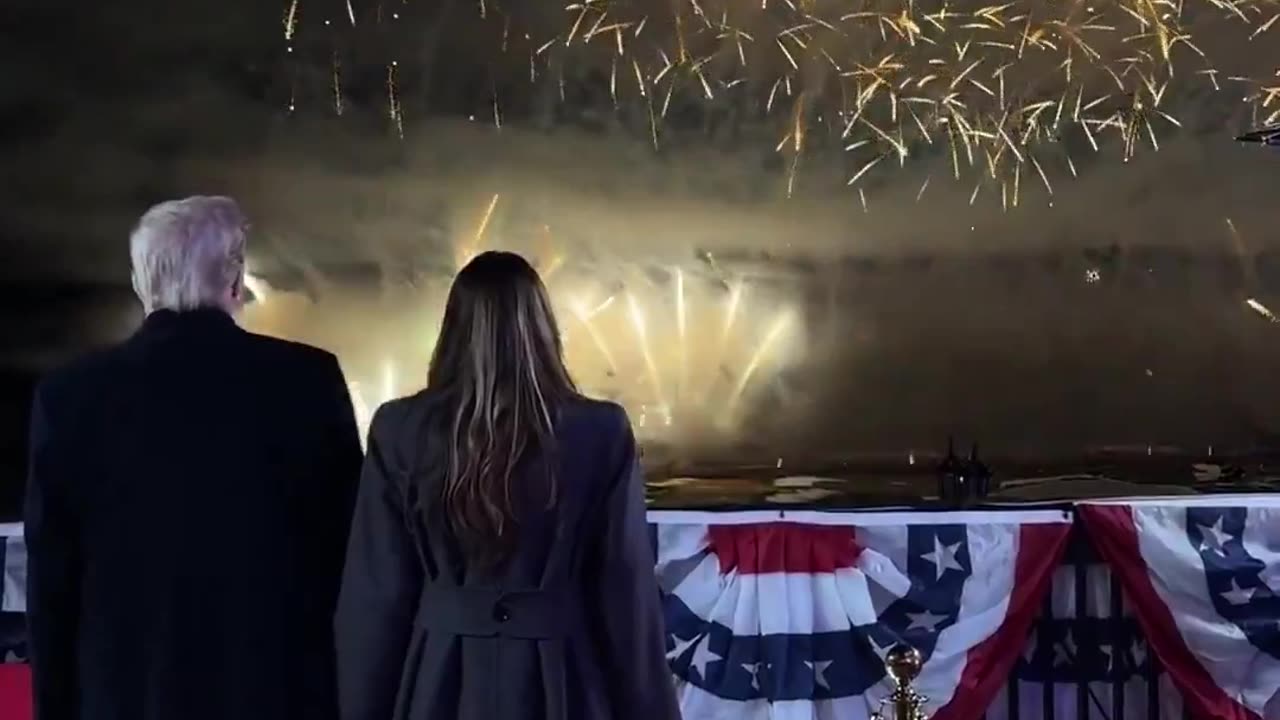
[140,307,237,333]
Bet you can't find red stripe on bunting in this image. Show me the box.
[706,523,862,574]
[1079,504,1260,720]
[932,521,1071,720]
[0,665,31,720]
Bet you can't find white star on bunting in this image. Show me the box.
[688,637,723,680]
[1100,643,1115,672]
[741,662,764,690]
[868,633,891,656]
[667,633,700,661]
[906,610,948,632]
[1053,630,1076,667]
[1197,517,1233,556]
[806,660,834,690]
[1220,579,1256,606]
[1130,639,1147,669]
[921,536,965,581]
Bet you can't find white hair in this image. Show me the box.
[129,196,248,314]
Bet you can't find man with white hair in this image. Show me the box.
[24,196,363,720]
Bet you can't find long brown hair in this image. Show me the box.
[426,251,577,567]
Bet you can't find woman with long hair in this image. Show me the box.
[335,251,679,720]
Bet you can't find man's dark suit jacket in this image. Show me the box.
[24,308,363,720]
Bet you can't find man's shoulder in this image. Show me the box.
[239,330,340,372]
[36,345,128,403]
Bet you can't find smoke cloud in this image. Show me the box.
[2,0,1279,461]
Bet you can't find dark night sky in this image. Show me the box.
[1,0,1279,471]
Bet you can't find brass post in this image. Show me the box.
[870,645,929,720]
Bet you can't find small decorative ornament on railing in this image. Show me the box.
[936,439,992,504]
[870,645,929,720]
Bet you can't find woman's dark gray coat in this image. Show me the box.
[335,392,680,720]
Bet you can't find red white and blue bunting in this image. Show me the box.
[650,510,1071,720]
[4,497,1280,719]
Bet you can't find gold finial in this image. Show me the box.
[885,645,923,684]
[871,645,929,720]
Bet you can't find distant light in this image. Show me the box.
[1246,298,1278,322]
[243,272,270,301]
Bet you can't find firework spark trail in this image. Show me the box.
[570,298,620,374]
[566,253,798,432]
[246,238,801,441]
[332,53,344,115]
[676,267,688,403]
[284,0,299,41]
[456,193,500,269]
[381,359,396,402]
[540,254,565,281]
[728,310,792,414]
[348,382,375,447]
[721,278,744,346]
[696,278,744,406]
[243,270,271,302]
[595,0,1263,201]
[386,62,403,138]
[1225,217,1259,293]
[1246,298,1279,323]
[626,293,671,423]
[299,0,1277,203]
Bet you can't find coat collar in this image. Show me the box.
[140,307,237,334]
